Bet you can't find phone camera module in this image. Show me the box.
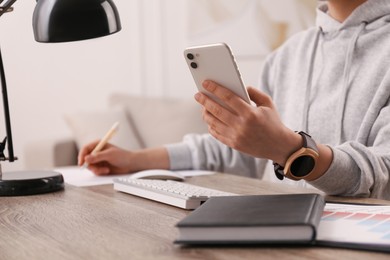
[187,53,195,60]
[190,62,198,69]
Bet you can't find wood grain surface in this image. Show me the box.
[1,173,389,260]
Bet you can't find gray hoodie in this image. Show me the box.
[166,0,390,199]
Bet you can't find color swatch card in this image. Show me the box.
[317,203,390,251]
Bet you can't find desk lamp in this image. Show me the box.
[0,0,121,196]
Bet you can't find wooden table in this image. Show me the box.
[1,173,389,259]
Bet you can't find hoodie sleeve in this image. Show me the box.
[310,96,390,200]
[165,133,259,178]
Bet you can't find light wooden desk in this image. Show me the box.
[1,173,389,260]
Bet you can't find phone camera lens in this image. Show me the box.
[187,53,194,60]
[190,62,198,69]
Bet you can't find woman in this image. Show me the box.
[79,0,390,199]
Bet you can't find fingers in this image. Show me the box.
[78,140,100,166]
[195,92,231,124]
[195,84,240,126]
[202,108,233,137]
[202,80,249,112]
[87,164,110,175]
[195,80,253,138]
[83,148,113,175]
[84,148,112,165]
[247,87,273,108]
[78,141,126,176]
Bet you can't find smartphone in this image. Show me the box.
[184,43,251,108]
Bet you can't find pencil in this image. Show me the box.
[82,121,119,169]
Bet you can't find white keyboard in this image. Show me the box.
[113,177,236,209]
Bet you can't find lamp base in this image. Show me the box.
[0,170,64,196]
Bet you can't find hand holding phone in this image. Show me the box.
[184,43,251,108]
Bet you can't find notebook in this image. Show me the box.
[175,193,325,245]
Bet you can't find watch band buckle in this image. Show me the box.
[273,163,285,180]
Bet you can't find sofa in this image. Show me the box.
[24,93,208,170]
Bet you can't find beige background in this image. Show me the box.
[0,0,316,171]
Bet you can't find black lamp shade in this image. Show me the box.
[33,0,121,43]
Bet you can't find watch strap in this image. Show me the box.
[274,131,318,181]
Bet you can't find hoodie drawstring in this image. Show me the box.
[302,23,366,144]
[302,28,322,133]
[336,22,366,143]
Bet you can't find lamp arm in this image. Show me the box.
[0,46,16,162]
[0,0,16,17]
[0,0,18,162]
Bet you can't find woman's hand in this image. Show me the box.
[78,141,136,175]
[194,80,302,165]
[78,141,170,176]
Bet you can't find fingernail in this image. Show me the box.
[194,92,201,101]
[202,80,210,90]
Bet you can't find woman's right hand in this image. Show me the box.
[78,141,171,176]
[78,141,135,175]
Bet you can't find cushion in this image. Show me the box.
[64,108,143,151]
[109,94,208,148]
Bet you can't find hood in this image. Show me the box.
[301,0,390,143]
[316,0,390,32]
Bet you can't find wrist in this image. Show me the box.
[305,144,332,181]
[124,150,142,172]
[273,130,303,166]
[273,131,319,181]
[132,147,170,172]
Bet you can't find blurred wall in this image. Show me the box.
[0,0,316,171]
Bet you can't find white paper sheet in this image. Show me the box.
[55,166,216,187]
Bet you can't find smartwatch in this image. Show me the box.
[274,131,319,181]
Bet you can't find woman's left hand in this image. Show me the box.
[194,80,301,165]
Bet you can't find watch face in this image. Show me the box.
[290,155,315,177]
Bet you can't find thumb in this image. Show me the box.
[247,87,273,108]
